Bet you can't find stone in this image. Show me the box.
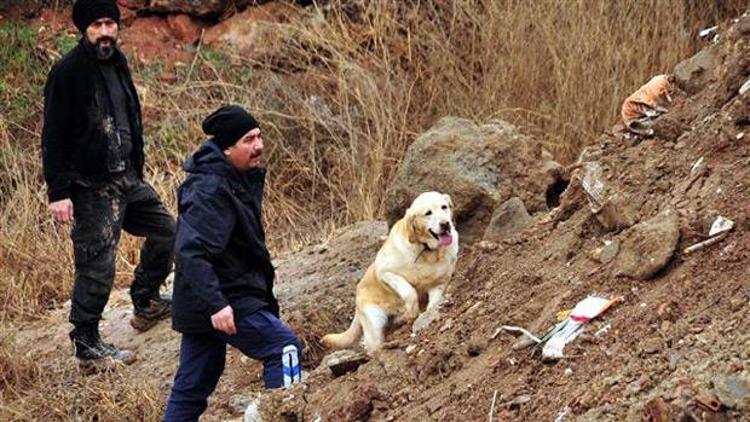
[203,2,300,63]
[673,47,720,95]
[641,337,663,355]
[321,350,370,377]
[167,14,206,44]
[594,193,639,232]
[148,0,228,17]
[385,117,563,242]
[713,374,750,410]
[228,394,255,416]
[117,0,147,8]
[614,210,680,280]
[482,197,532,242]
[243,394,263,422]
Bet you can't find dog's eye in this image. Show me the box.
[425,210,432,216]
[441,205,448,210]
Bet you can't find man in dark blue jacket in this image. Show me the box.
[165,106,302,421]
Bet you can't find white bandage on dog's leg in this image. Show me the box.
[281,344,301,388]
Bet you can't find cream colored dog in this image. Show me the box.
[321,191,459,354]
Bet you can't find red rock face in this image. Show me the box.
[147,0,228,17]
[120,15,192,65]
[117,0,148,9]
[167,13,206,44]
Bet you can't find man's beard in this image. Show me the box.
[94,36,116,60]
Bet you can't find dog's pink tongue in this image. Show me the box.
[438,233,453,246]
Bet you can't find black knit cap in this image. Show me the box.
[72,0,121,34]
[202,105,260,151]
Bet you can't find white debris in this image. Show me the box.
[740,78,750,96]
[709,216,735,237]
[698,25,718,39]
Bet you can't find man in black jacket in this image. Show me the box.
[41,0,174,372]
[164,106,302,421]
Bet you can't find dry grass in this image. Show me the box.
[0,1,746,418]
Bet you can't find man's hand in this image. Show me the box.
[49,199,74,224]
[211,305,236,335]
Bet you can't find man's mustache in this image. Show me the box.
[96,36,116,46]
[250,149,263,158]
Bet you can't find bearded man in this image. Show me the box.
[41,0,175,373]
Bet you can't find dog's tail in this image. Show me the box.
[321,314,362,350]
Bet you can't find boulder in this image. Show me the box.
[167,13,206,44]
[384,117,563,242]
[147,0,228,17]
[673,46,720,95]
[482,197,532,241]
[117,0,146,9]
[713,374,750,411]
[203,2,299,62]
[613,210,680,280]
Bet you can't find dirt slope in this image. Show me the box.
[3,9,749,422]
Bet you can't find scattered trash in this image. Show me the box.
[504,395,531,409]
[488,390,498,422]
[642,397,670,422]
[496,325,542,344]
[539,296,622,361]
[621,74,672,136]
[736,132,745,140]
[684,216,734,254]
[698,25,718,39]
[564,368,573,376]
[740,78,750,96]
[582,161,606,212]
[554,406,570,422]
[709,216,735,236]
[594,323,612,337]
[690,156,706,176]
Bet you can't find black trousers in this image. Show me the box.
[69,176,175,326]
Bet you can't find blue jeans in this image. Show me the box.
[164,310,302,422]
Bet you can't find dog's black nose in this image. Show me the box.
[440,221,451,233]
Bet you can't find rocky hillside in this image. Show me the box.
[1,3,748,422]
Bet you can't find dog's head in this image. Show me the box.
[405,191,455,249]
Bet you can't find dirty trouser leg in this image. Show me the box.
[69,185,125,326]
[164,332,227,422]
[222,310,303,389]
[122,180,176,307]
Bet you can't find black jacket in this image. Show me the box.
[41,39,144,202]
[172,141,278,334]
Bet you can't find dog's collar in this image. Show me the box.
[415,242,433,263]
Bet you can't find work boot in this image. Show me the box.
[130,294,172,332]
[70,324,136,375]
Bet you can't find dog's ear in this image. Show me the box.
[443,194,454,209]
[406,213,419,244]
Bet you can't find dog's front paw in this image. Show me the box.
[411,308,440,334]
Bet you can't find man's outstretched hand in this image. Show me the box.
[211,305,236,335]
[49,199,74,224]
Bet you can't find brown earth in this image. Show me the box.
[2,6,749,422]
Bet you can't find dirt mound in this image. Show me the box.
[258,11,750,421]
[3,8,749,422]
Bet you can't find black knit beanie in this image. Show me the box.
[202,105,260,150]
[72,0,121,34]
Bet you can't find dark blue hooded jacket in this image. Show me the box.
[172,140,278,334]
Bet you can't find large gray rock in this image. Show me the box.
[713,374,750,411]
[321,349,370,377]
[673,46,720,95]
[384,117,563,242]
[482,197,532,241]
[614,210,680,280]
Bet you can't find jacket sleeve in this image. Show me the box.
[176,185,236,315]
[41,64,74,202]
